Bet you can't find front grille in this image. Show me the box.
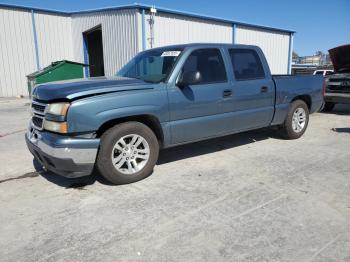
[32,103,45,113]
[329,78,350,83]
[32,115,44,130]
[327,87,350,93]
[31,101,47,130]
[327,82,350,93]
[32,101,46,115]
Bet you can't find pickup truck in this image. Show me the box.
[26,43,324,184]
[323,44,350,111]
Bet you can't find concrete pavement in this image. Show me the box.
[0,98,349,261]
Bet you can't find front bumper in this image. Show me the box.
[324,93,350,104]
[25,128,100,178]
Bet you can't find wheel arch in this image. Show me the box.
[96,114,164,146]
[291,95,312,110]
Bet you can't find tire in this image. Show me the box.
[280,100,309,139]
[96,122,159,184]
[323,102,335,112]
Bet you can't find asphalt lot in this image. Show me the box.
[0,98,350,261]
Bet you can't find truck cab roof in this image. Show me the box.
[146,43,261,51]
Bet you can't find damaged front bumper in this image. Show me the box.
[25,127,100,178]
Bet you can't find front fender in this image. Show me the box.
[66,86,169,133]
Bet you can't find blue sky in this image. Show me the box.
[1,0,349,56]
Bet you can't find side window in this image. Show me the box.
[229,49,265,80]
[182,48,227,84]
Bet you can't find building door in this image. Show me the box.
[84,26,105,77]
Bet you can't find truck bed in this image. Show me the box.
[272,74,324,113]
[269,74,324,126]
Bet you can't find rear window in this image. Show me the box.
[315,71,324,75]
[229,49,265,80]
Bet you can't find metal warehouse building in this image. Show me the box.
[0,3,295,97]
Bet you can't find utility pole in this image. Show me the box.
[147,6,157,48]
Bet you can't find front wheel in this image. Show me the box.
[97,122,159,184]
[280,100,309,139]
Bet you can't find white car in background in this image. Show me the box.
[313,69,333,76]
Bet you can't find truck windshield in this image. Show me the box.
[117,48,183,83]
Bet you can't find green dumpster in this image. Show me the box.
[27,60,88,96]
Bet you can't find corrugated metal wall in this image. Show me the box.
[0,8,140,97]
[0,6,292,97]
[143,12,290,74]
[235,25,290,74]
[0,7,73,97]
[71,9,140,76]
[0,8,36,96]
[145,12,233,48]
[34,12,74,67]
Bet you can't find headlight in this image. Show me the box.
[43,120,68,133]
[46,103,70,116]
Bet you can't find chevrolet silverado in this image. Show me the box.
[26,44,324,184]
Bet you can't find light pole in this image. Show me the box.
[147,6,157,48]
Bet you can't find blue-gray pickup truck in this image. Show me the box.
[26,43,324,184]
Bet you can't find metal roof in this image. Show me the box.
[142,43,262,50]
[0,2,295,34]
[0,2,69,15]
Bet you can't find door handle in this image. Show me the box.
[261,86,268,93]
[223,89,232,97]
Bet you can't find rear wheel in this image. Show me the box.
[97,122,159,184]
[280,100,309,139]
[323,102,335,112]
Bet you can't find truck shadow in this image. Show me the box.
[33,159,104,189]
[322,104,350,115]
[331,128,350,134]
[158,128,276,165]
[35,128,279,188]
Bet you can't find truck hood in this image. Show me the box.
[329,44,350,73]
[32,76,153,101]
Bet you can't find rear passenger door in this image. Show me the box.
[222,48,275,132]
[168,48,231,144]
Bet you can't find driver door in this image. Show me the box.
[167,48,231,144]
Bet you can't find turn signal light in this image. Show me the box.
[43,120,68,133]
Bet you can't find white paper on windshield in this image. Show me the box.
[161,51,181,57]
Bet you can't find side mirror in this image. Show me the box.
[177,71,202,88]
